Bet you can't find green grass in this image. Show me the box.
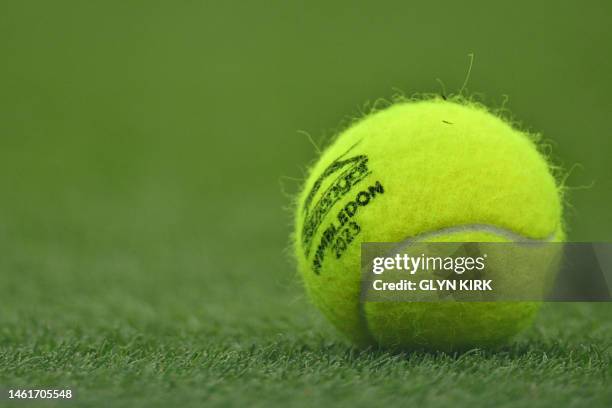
[1,301,610,407]
[0,188,610,407]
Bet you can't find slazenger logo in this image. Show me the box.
[301,152,369,255]
[301,147,385,274]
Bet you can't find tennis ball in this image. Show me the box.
[294,97,564,351]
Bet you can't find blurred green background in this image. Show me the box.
[1,1,611,406]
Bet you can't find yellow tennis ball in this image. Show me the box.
[294,97,564,351]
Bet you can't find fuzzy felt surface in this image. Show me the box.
[294,97,564,350]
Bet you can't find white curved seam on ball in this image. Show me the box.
[398,223,558,244]
[358,222,558,344]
